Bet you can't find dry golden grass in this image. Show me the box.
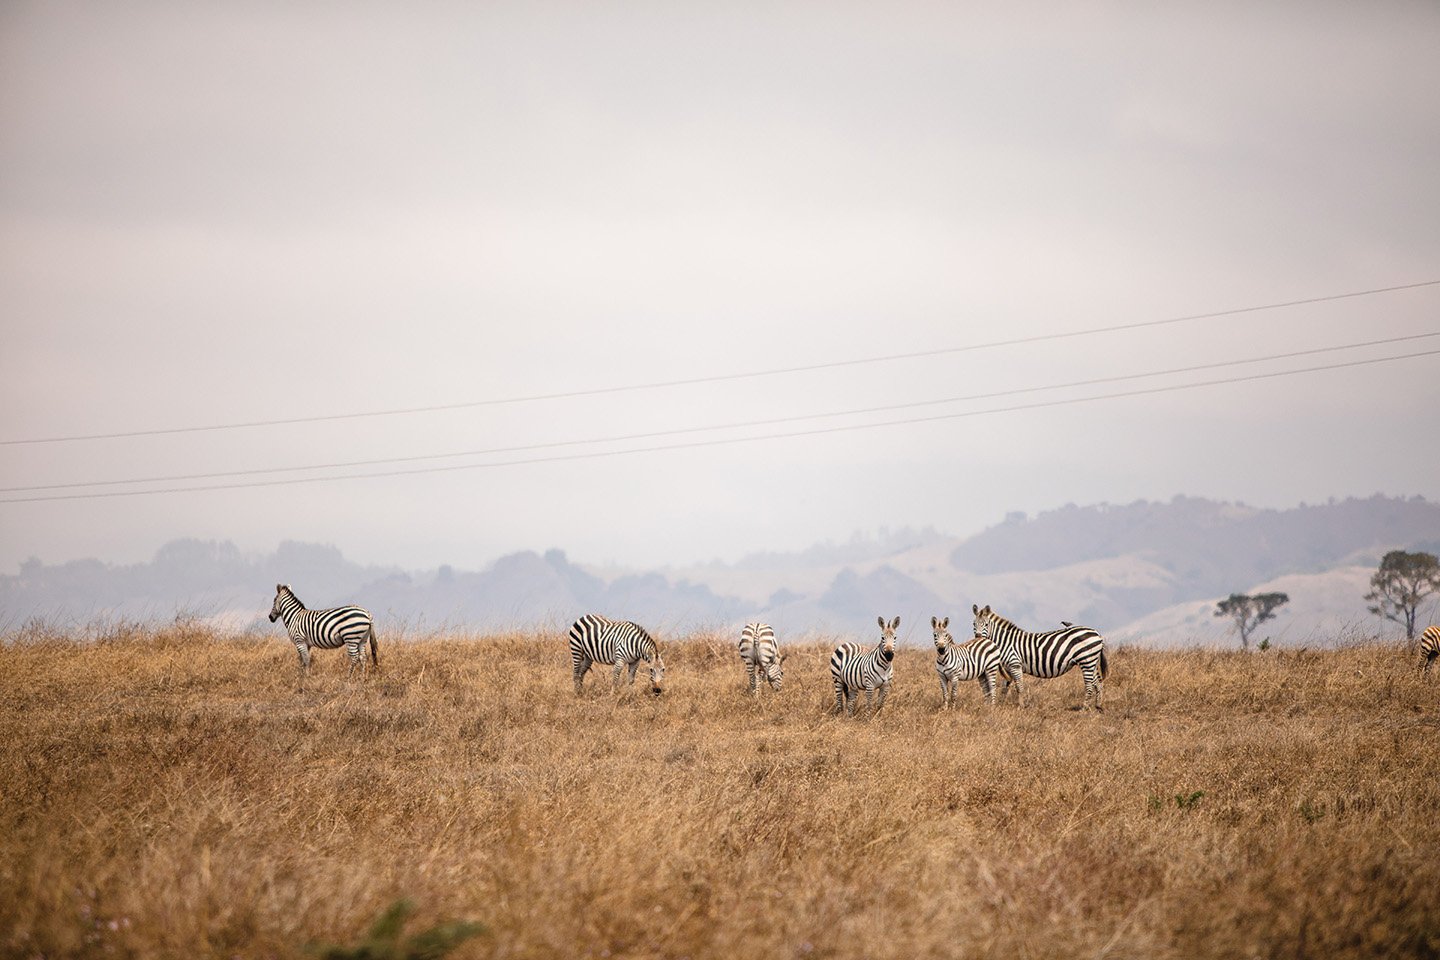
[3,623,1440,959]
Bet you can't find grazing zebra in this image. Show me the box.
[931,616,1001,708]
[268,583,378,682]
[1419,625,1440,677]
[971,604,1108,710]
[830,616,899,716]
[739,622,786,695]
[568,614,666,695]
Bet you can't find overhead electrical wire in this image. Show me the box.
[2,278,1436,447]
[3,344,1437,504]
[4,330,1436,494]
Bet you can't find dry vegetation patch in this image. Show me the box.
[2,627,1439,958]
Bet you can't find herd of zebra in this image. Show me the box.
[268,584,1440,710]
[270,584,1119,712]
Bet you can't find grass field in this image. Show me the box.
[3,623,1439,959]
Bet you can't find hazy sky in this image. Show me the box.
[2,1,1439,575]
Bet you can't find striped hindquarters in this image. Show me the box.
[739,622,783,690]
[1420,625,1440,672]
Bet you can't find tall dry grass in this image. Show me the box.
[2,624,1439,959]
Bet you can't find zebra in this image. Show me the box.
[268,583,378,682]
[830,616,899,716]
[931,616,1001,708]
[739,622,786,695]
[1419,625,1440,677]
[568,614,666,695]
[972,604,1108,710]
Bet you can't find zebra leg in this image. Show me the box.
[747,663,759,696]
[937,676,949,710]
[1078,661,1104,711]
[875,682,889,713]
[612,660,626,691]
[572,657,592,695]
[346,640,361,679]
[833,680,846,714]
[294,642,311,687]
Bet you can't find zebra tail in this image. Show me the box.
[1099,647,1108,680]
[368,625,380,667]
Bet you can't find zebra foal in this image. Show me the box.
[1419,625,1440,677]
[931,616,1000,708]
[830,616,899,716]
[739,622,786,695]
[972,604,1107,710]
[568,614,666,696]
[268,583,378,682]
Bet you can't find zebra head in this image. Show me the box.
[766,652,789,689]
[972,604,994,640]
[931,615,952,655]
[269,584,291,623]
[649,655,666,695]
[877,615,899,660]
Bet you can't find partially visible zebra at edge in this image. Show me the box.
[268,583,378,683]
[739,622,786,695]
[1419,625,1440,676]
[568,614,666,696]
[972,604,1107,710]
[830,616,899,716]
[931,615,1001,708]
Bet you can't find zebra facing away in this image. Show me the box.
[830,616,899,716]
[568,614,666,696]
[268,584,378,682]
[931,616,1001,708]
[972,604,1108,711]
[739,622,786,695]
[1419,625,1440,677]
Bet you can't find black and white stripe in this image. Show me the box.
[931,616,1001,708]
[1419,625,1440,677]
[972,604,1107,710]
[830,616,899,716]
[268,583,378,681]
[568,614,666,695]
[739,622,786,695]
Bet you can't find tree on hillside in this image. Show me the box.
[1365,550,1440,646]
[1215,592,1289,649]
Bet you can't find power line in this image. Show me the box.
[6,330,1435,493]
[4,278,1437,447]
[3,345,1437,504]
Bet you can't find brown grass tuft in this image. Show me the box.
[2,629,1439,958]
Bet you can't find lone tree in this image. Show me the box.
[1215,592,1289,649]
[1365,549,1440,646]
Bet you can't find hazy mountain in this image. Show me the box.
[3,495,1438,647]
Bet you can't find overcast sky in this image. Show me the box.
[2,1,1439,575]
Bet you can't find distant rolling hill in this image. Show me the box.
[4,495,1438,647]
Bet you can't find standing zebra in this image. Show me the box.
[1419,625,1440,677]
[972,604,1107,710]
[268,583,378,682]
[739,622,786,695]
[931,616,1001,708]
[830,616,899,716]
[568,614,666,695]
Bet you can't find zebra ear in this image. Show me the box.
[276,583,284,593]
[931,616,939,629]
[877,616,885,630]
[890,616,900,630]
[941,617,949,630]
[972,603,979,616]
